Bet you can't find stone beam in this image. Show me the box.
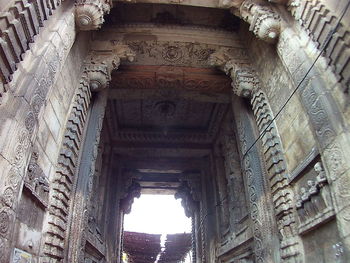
[109,89,231,103]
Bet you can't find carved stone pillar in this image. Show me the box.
[209,51,302,261]
[67,46,135,263]
[213,146,231,239]
[75,0,112,31]
[44,45,135,262]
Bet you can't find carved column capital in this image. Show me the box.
[84,44,136,92]
[239,0,281,43]
[75,0,112,31]
[209,51,259,98]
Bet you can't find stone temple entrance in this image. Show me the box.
[1,0,350,263]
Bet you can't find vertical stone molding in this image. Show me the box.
[44,45,136,262]
[75,0,112,31]
[250,90,301,261]
[233,97,279,263]
[209,52,302,261]
[239,0,281,43]
[68,88,109,263]
[44,79,92,261]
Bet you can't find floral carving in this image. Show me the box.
[24,150,50,208]
[75,0,111,31]
[0,207,12,237]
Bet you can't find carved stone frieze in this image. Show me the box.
[239,0,281,43]
[75,0,112,31]
[96,40,249,69]
[295,162,335,234]
[24,150,50,208]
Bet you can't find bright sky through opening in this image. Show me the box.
[124,194,191,234]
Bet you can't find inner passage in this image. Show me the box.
[123,194,192,263]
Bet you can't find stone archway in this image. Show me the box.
[1,1,350,263]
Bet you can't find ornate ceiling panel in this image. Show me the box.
[105,65,230,145]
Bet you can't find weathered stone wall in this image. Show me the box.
[240,24,316,173]
[0,1,92,260]
[240,3,350,260]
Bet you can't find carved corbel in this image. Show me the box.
[75,0,112,31]
[239,0,281,43]
[208,51,259,98]
[84,44,136,92]
[120,182,141,214]
[175,183,198,218]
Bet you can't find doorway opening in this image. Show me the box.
[122,194,192,263]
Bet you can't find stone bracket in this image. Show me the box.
[75,0,112,31]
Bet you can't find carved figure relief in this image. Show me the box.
[24,150,50,208]
[221,117,248,234]
[295,162,335,234]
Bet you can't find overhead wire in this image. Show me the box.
[196,0,350,234]
[242,0,350,158]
